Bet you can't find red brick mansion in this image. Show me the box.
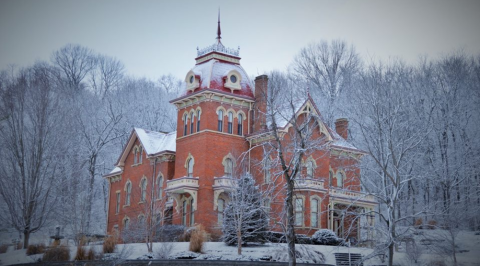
[104,25,377,242]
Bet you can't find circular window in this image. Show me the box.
[230,75,237,83]
[189,75,194,84]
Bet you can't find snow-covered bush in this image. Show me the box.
[155,225,187,242]
[312,229,342,246]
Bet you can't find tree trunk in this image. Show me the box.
[286,179,296,266]
[237,228,242,255]
[23,231,30,249]
[388,242,394,266]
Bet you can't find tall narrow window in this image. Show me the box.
[187,158,194,177]
[311,198,319,228]
[225,158,233,177]
[264,157,271,183]
[264,198,271,215]
[295,198,303,226]
[115,192,120,214]
[227,111,233,134]
[217,110,224,132]
[190,199,195,226]
[237,113,243,135]
[190,112,194,134]
[133,148,138,164]
[329,170,333,187]
[337,172,344,188]
[306,161,314,179]
[139,146,143,164]
[182,200,187,226]
[140,178,147,202]
[125,182,131,205]
[157,175,163,200]
[124,218,130,230]
[217,198,225,224]
[138,215,145,225]
[183,113,188,136]
[196,110,201,132]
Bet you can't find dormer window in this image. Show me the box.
[185,70,199,91]
[224,70,242,92]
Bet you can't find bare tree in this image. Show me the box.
[89,54,125,99]
[0,63,64,247]
[350,61,430,266]
[51,44,96,91]
[292,40,361,127]
[252,71,329,266]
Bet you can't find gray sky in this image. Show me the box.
[1,0,479,80]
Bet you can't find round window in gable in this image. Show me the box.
[230,75,237,83]
[189,75,194,84]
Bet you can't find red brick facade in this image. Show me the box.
[104,37,377,242]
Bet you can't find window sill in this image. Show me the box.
[123,204,130,207]
[138,201,145,204]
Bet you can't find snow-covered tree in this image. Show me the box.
[222,173,268,255]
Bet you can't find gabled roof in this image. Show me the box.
[251,94,365,154]
[115,128,176,167]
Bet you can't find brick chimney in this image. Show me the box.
[253,75,268,132]
[335,118,349,140]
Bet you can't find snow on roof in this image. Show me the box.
[188,60,254,98]
[134,128,176,155]
[109,166,122,174]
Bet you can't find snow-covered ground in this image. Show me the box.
[1,229,480,265]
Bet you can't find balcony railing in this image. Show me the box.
[166,177,199,193]
[213,176,236,190]
[294,178,325,191]
[329,188,376,202]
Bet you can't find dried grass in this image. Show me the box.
[42,245,70,261]
[26,243,46,255]
[103,236,117,254]
[189,225,206,253]
[74,245,87,260]
[0,244,8,254]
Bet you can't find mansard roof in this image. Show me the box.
[114,128,176,167]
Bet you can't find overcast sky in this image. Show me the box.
[1,0,479,80]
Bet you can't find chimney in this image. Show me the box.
[253,75,268,132]
[335,118,349,140]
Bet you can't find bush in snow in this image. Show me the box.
[222,174,268,248]
[189,225,206,253]
[0,244,8,254]
[155,225,187,242]
[102,236,117,253]
[155,242,176,259]
[312,229,342,246]
[42,245,70,261]
[26,243,46,255]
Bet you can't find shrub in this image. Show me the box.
[427,220,437,229]
[15,241,23,250]
[42,245,70,261]
[0,244,8,253]
[312,229,342,246]
[155,242,175,259]
[87,248,96,260]
[26,243,46,255]
[155,225,187,242]
[74,245,87,260]
[415,218,423,228]
[103,236,117,254]
[426,260,447,266]
[189,225,206,253]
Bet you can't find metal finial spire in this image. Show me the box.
[216,8,222,42]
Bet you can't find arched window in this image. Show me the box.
[182,200,187,226]
[227,111,233,134]
[115,192,120,214]
[190,112,194,134]
[190,199,195,226]
[264,157,271,183]
[217,110,224,132]
[337,172,344,188]
[125,182,132,205]
[329,170,334,187]
[237,113,243,136]
[295,198,304,226]
[217,198,225,224]
[306,160,314,179]
[140,178,147,202]
[138,215,145,225]
[183,113,188,136]
[187,158,194,177]
[224,158,233,177]
[196,110,201,132]
[138,146,143,164]
[124,217,130,230]
[133,147,138,164]
[157,175,163,200]
[311,198,319,228]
